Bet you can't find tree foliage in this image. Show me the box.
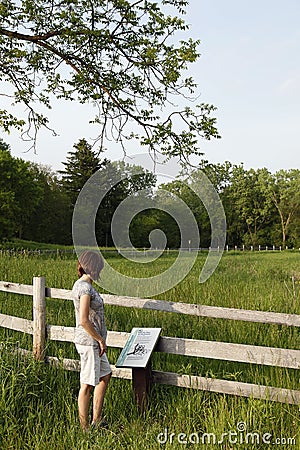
[156,162,300,249]
[59,138,157,246]
[227,166,274,247]
[59,138,108,205]
[0,139,42,240]
[269,169,300,247]
[1,137,300,248]
[0,0,220,160]
[95,160,157,246]
[23,164,71,244]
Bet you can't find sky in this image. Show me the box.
[4,0,300,173]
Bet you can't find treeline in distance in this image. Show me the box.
[1,138,299,249]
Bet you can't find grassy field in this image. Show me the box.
[0,250,299,449]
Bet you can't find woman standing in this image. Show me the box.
[72,250,111,431]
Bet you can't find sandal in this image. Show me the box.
[90,420,109,430]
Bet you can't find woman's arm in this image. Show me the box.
[79,294,106,356]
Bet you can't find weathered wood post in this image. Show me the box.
[33,276,46,360]
[132,363,152,412]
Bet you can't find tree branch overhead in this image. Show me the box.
[0,0,220,160]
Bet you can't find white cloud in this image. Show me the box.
[278,73,300,95]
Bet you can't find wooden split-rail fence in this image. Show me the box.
[0,276,300,407]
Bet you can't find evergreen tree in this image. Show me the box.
[59,138,108,205]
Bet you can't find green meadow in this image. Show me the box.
[0,250,299,449]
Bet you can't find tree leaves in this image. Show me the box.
[0,0,219,160]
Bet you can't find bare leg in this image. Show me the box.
[92,373,111,425]
[78,383,93,430]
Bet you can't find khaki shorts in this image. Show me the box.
[75,343,111,386]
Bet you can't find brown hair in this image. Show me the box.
[77,250,104,281]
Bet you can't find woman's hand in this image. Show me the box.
[79,294,107,355]
[98,339,107,357]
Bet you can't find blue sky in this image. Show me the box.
[187,0,300,171]
[5,0,300,172]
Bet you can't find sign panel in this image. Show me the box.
[116,327,161,368]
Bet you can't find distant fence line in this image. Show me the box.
[0,277,300,406]
[0,245,299,257]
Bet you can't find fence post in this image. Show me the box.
[33,276,46,360]
[132,363,152,412]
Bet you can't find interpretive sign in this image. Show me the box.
[116,327,161,368]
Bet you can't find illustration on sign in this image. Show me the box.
[116,328,161,368]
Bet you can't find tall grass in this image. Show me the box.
[0,251,300,449]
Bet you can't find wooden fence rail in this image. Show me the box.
[1,280,300,327]
[0,277,300,405]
